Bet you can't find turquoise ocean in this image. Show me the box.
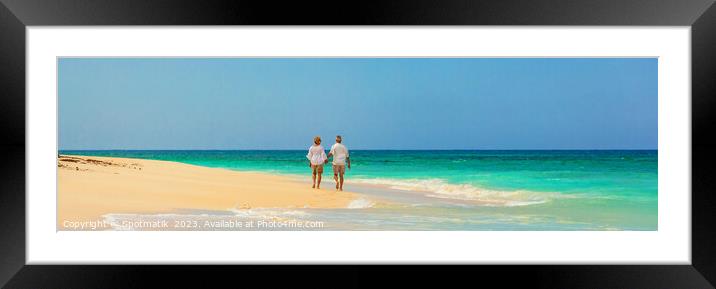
[61,150,657,231]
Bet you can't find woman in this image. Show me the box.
[306,136,328,189]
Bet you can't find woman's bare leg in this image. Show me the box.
[317,173,322,189]
[312,170,316,188]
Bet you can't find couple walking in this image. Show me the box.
[306,135,351,191]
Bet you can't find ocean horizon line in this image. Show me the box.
[59,148,658,152]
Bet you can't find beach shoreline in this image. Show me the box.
[57,152,658,231]
[58,155,359,230]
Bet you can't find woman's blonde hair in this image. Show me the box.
[314,136,322,144]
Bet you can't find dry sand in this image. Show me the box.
[58,155,357,227]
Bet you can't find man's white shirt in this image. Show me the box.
[330,143,349,165]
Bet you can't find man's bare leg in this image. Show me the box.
[334,172,339,190]
[339,172,345,191]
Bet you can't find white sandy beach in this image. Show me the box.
[57,155,358,229]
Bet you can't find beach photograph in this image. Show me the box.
[58,58,657,231]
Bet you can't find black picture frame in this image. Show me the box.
[1,0,715,287]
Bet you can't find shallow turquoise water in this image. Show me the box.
[62,150,657,230]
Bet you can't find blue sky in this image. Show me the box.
[59,58,657,150]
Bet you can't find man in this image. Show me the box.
[327,135,350,191]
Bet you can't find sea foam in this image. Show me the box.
[351,178,568,207]
[347,198,375,209]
